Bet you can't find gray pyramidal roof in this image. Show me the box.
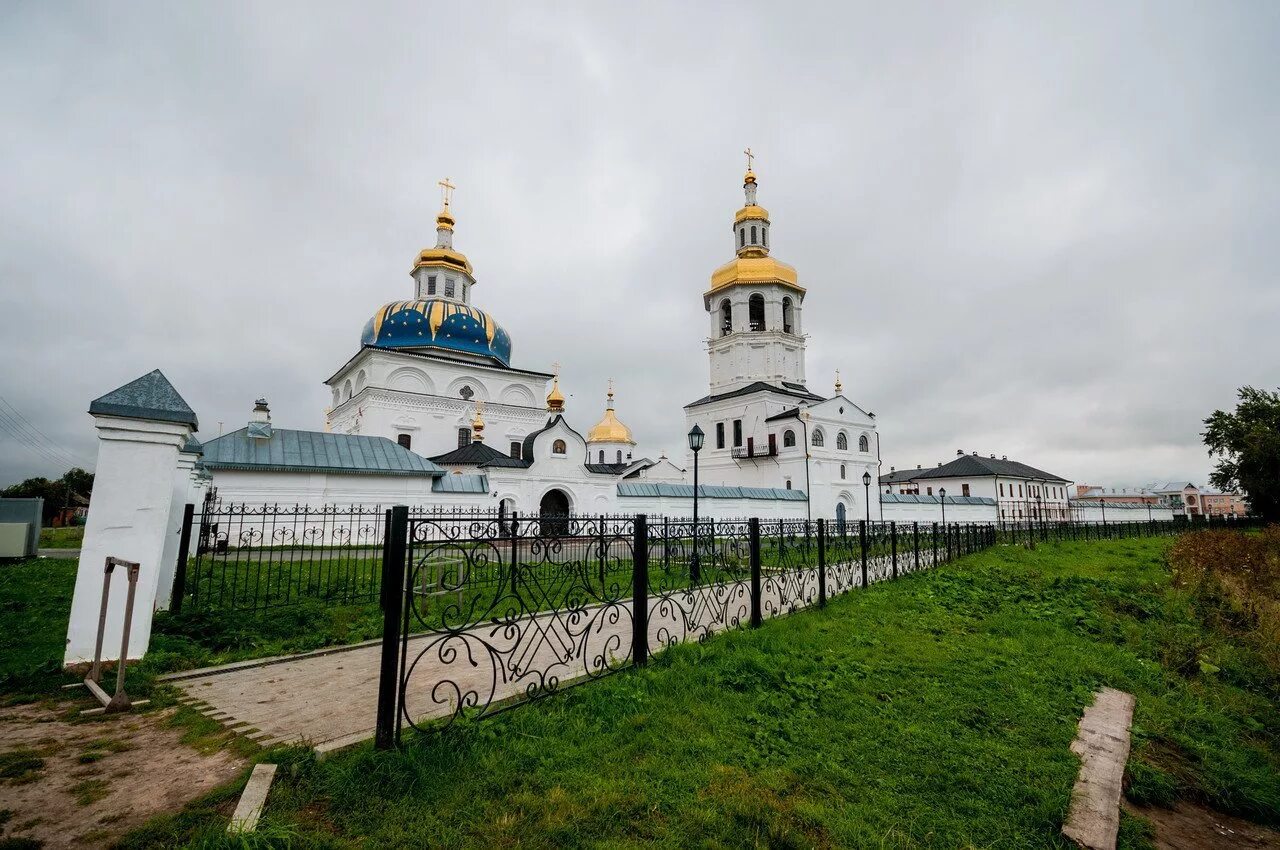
[88,369,198,428]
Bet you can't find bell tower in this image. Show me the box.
[703,153,808,394]
[411,177,477,304]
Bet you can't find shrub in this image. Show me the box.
[1168,527,1280,676]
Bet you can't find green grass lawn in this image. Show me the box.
[37,525,84,548]
[117,536,1279,849]
[0,557,80,700]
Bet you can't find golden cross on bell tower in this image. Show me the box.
[551,360,561,378]
[438,177,456,207]
[743,147,755,171]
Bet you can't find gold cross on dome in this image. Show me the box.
[551,360,560,377]
[743,147,754,171]
[438,177,456,207]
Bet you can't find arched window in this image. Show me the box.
[720,299,732,336]
[836,432,848,451]
[782,430,796,448]
[812,428,825,447]
[785,479,792,490]
[858,434,870,453]
[739,228,745,248]
[762,227,767,247]
[840,464,846,479]
[598,450,604,463]
[552,439,567,455]
[343,380,352,401]
[782,297,793,334]
[397,433,412,450]
[750,225,757,244]
[749,294,765,331]
[616,450,622,463]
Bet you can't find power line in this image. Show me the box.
[0,412,81,469]
[0,395,91,469]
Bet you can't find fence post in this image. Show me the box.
[509,511,520,595]
[169,503,196,613]
[663,516,670,574]
[913,521,920,572]
[597,520,606,591]
[632,515,649,667]
[749,518,762,628]
[932,521,939,565]
[378,508,392,612]
[375,504,408,750]
[945,522,952,562]
[859,520,869,588]
[817,518,827,608]
[890,521,898,580]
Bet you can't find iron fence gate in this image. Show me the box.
[375,510,998,748]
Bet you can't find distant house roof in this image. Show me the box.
[617,482,808,501]
[685,381,824,410]
[432,473,488,493]
[89,369,198,428]
[890,455,1070,484]
[1147,481,1197,493]
[201,428,444,477]
[429,441,530,468]
[879,468,924,484]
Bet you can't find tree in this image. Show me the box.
[1203,386,1280,522]
[1,467,95,525]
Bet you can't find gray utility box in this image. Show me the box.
[0,498,43,557]
[0,523,31,557]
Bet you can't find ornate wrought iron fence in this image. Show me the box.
[378,513,999,747]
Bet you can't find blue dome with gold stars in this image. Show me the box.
[361,299,512,367]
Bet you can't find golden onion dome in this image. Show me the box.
[435,206,455,230]
[733,204,769,225]
[587,409,635,444]
[546,376,565,412]
[708,255,804,294]
[744,169,757,185]
[414,247,472,275]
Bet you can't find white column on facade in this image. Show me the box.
[64,415,193,666]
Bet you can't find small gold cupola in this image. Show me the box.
[834,370,843,395]
[587,381,637,445]
[471,401,486,442]
[546,365,566,413]
[413,176,474,280]
[707,150,802,299]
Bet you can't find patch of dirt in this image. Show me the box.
[0,700,245,848]
[1126,801,1280,849]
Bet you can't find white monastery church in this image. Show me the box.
[194,160,888,523]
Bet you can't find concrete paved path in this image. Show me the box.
[163,555,908,752]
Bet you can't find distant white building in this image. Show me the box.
[880,451,1074,521]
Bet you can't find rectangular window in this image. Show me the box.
[716,422,725,449]
[397,433,412,450]
[510,441,521,459]
[426,275,437,295]
[999,483,1005,497]
[733,419,743,447]
[458,428,471,448]
[445,278,456,298]
[1019,484,1023,497]
[927,487,933,496]
[962,483,970,497]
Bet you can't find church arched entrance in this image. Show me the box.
[539,489,571,537]
[835,501,847,535]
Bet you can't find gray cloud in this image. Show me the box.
[2,1,1277,488]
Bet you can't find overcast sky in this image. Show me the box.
[2,1,1277,489]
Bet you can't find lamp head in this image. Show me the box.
[862,471,871,486]
[688,424,705,452]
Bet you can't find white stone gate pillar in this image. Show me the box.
[64,371,197,666]
[154,437,201,612]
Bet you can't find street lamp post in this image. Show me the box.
[1100,497,1107,527]
[939,487,947,528]
[862,471,872,525]
[687,424,704,584]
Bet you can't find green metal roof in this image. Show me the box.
[200,427,444,477]
[617,482,808,501]
[432,474,489,494]
[880,493,995,506]
[89,369,198,428]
